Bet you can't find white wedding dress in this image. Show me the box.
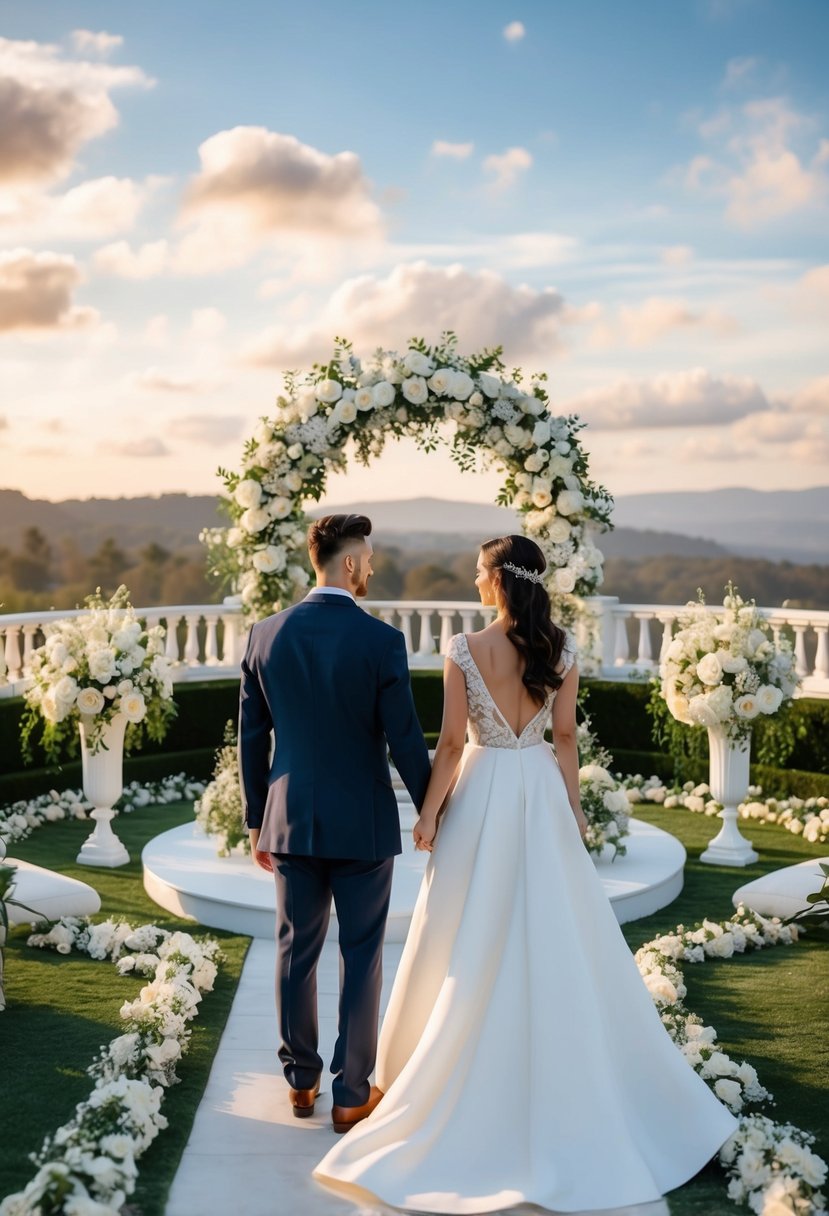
[314,633,738,1214]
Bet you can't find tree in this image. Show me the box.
[8,527,53,592]
[88,537,128,593]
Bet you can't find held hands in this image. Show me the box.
[248,828,274,873]
[413,814,438,853]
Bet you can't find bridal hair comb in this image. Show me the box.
[500,561,545,585]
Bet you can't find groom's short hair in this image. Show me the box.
[308,513,372,570]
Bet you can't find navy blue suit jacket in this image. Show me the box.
[238,591,432,859]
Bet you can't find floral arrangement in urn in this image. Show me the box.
[659,582,798,742]
[201,335,612,624]
[21,585,177,762]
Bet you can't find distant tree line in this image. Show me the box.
[0,529,825,612]
[0,528,218,612]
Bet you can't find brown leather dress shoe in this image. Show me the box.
[331,1085,383,1134]
[289,1080,320,1118]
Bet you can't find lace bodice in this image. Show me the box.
[446,632,576,750]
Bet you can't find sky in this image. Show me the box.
[0,0,828,508]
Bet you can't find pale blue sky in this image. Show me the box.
[0,0,827,503]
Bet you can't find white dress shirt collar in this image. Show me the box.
[307,585,355,603]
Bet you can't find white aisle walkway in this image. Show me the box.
[166,937,670,1216]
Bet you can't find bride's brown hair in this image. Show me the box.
[480,534,568,705]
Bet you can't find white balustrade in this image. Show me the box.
[1,597,828,697]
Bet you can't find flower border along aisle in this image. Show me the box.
[201,335,612,626]
[636,906,827,1215]
[0,918,222,1216]
[659,583,799,867]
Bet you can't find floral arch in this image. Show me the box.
[202,335,613,624]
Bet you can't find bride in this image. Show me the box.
[314,534,738,1214]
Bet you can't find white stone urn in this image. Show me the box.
[76,712,131,868]
[700,724,758,867]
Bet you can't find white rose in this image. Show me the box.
[372,380,396,407]
[734,694,760,720]
[524,452,544,473]
[89,648,117,684]
[494,438,513,457]
[696,652,723,686]
[548,517,572,542]
[315,378,343,403]
[253,419,272,445]
[121,692,146,723]
[532,419,552,445]
[240,506,271,533]
[465,407,485,428]
[547,454,573,478]
[427,367,455,395]
[253,546,287,573]
[331,399,358,425]
[707,684,733,721]
[556,489,583,516]
[402,375,428,404]
[226,527,245,548]
[468,391,483,406]
[478,372,501,398]
[403,350,434,376]
[519,395,545,416]
[354,387,374,411]
[77,687,105,715]
[234,478,263,509]
[504,423,530,449]
[713,1078,743,1111]
[395,406,408,423]
[720,652,748,674]
[287,443,303,460]
[747,628,767,654]
[756,684,784,714]
[55,675,79,704]
[554,567,577,593]
[451,371,474,400]
[531,480,553,508]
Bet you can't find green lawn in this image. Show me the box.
[1,800,825,1216]
[0,802,250,1216]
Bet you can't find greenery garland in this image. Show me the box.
[201,335,613,624]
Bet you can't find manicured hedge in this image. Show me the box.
[2,672,825,804]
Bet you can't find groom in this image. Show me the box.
[238,513,431,1132]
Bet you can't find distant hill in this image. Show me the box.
[0,487,825,564]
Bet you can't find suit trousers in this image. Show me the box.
[272,854,394,1108]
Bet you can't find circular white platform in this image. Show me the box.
[143,802,686,939]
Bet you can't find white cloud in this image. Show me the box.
[93,238,170,279]
[71,30,124,55]
[564,368,770,430]
[189,307,226,339]
[503,21,526,42]
[788,376,829,415]
[135,367,210,393]
[590,296,737,348]
[0,176,161,242]
[660,245,694,266]
[98,437,170,458]
[242,260,566,368]
[680,95,828,227]
[431,140,474,159]
[167,414,245,446]
[0,36,153,187]
[722,56,759,90]
[483,146,532,192]
[0,249,98,332]
[175,127,383,272]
